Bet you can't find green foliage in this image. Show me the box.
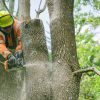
[74,0,100,99]
[74,0,100,31]
[75,0,100,10]
[87,16,100,27]
[76,31,100,100]
[76,32,100,68]
[93,0,100,10]
[79,75,100,100]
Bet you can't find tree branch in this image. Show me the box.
[73,67,100,76]
[35,0,46,18]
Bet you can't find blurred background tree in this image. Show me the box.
[74,0,100,99]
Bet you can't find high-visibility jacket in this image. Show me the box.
[0,19,22,59]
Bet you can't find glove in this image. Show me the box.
[7,54,17,69]
[15,50,23,59]
[15,51,24,66]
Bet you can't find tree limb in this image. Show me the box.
[73,67,100,76]
[35,0,46,18]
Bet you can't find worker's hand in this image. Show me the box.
[7,54,17,67]
[15,50,23,59]
[15,50,24,66]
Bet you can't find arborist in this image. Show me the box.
[0,11,23,71]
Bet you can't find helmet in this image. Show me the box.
[0,11,13,28]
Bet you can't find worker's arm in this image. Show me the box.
[15,25,22,52]
[0,34,11,59]
[14,26,24,66]
[0,33,17,70]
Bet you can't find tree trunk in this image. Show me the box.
[9,0,15,15]
[21,19,48,62]
[20,19,51,100]
[0,65,26,100]
[0,0,5,10]
[18,0,30,21]
[46,0,81,100]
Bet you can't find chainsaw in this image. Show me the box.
[0,57,25,71]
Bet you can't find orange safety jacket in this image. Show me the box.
[0,19,22,59]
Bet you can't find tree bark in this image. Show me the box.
[18,0,30,21]
[46,0,81,99]
[21,19,48,62]
[20,18,50,100]
[0,0,5,10]
[9,0,15,15]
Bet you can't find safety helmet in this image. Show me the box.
[0,11,13,28]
